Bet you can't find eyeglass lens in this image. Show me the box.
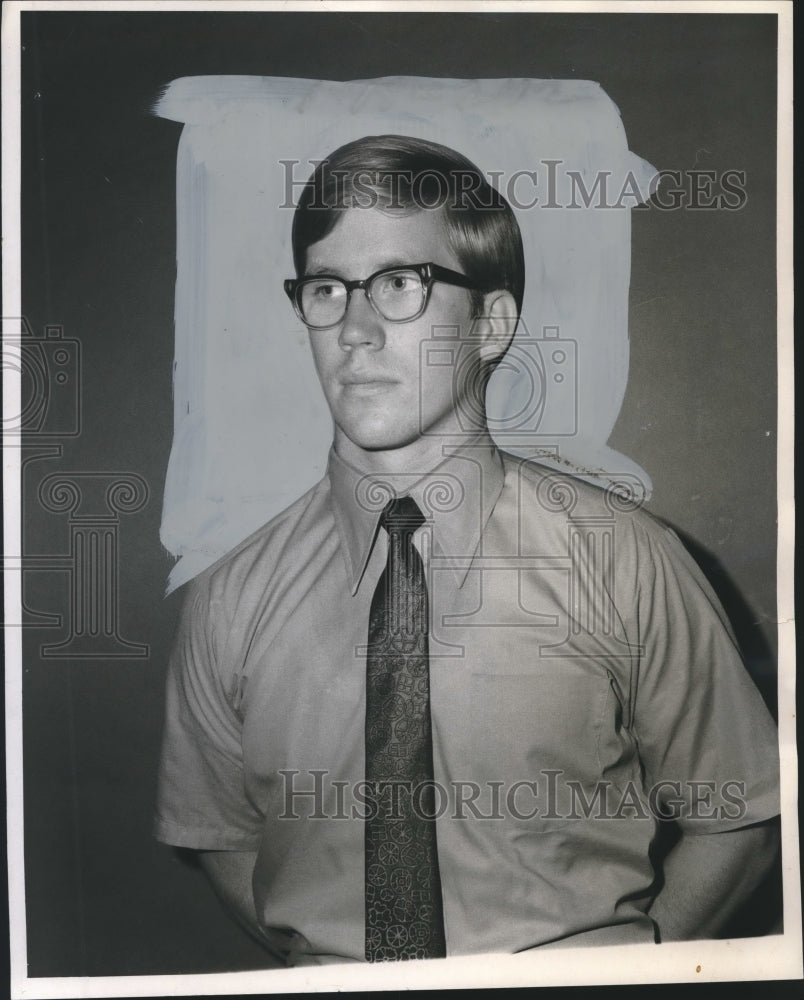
[299,268,426,326]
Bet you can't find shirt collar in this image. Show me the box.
[328,433,506,594]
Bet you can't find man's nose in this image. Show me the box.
[338,290,385,350]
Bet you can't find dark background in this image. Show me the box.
[18,9,780,979]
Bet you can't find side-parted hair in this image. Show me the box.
[291,134,525,318]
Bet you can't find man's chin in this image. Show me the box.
[349,432,421,453]
[332,414,479,467]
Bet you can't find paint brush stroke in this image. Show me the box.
[154,76,657,593]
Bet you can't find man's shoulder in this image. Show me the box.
[185,476,334,601]
[498,451,669,541]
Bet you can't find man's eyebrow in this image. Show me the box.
[304,265,343,277]
[303,258,417,278]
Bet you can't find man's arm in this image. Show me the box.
[648,820,780,941]
[198,850,297,963]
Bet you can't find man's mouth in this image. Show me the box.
[340,374,399,393]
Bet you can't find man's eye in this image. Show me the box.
[379,273,417,294]
[311,283,338,298]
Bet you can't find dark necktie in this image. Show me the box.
[364,496,447,962]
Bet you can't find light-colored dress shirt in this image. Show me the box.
[154,438,780,964]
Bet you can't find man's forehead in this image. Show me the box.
[303,205,456,275]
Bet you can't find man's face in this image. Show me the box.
[302,206,480,470]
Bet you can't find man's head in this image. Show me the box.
[286,135,525,471]
[291,135,525,317]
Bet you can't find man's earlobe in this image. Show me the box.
[476,291,518,364]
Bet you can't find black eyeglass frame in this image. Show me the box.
[283,262,478,329]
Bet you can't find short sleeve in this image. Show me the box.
[153,576,263,850]
[628,522,780,833]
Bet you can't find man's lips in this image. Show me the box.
[339,375,399,396]
[339,374,400,388]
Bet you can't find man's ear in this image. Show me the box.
[473,290,518,364]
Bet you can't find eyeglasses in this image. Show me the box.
[284,263,477,329]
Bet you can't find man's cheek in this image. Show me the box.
[421,369,454,414]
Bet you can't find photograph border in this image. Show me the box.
[2,1,799,995]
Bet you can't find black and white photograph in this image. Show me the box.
[2,1,799,995]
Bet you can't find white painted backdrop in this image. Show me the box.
[154,76,657,591]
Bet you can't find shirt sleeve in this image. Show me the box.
[153,575,264,850]
[627,521,780,833]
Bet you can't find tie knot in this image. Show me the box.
[380,496,425,535]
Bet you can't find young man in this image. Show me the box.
[154,135,780,966]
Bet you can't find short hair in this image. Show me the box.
[291,134,525,318]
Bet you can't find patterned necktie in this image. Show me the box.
[364,496,447,962]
